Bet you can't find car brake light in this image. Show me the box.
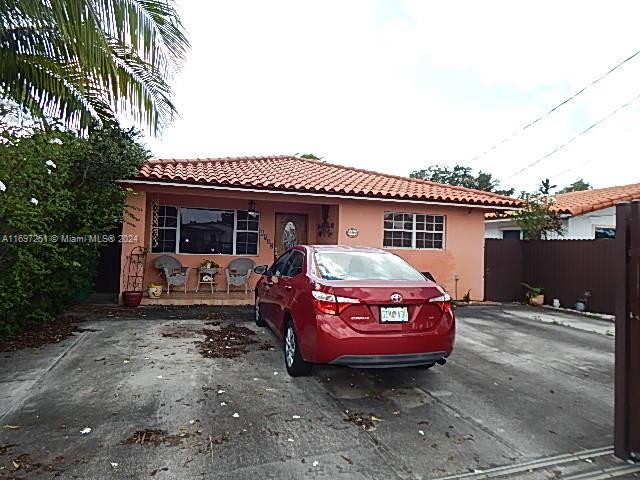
[335,295,360,314]
[312,291,360,315]
[312,291,337,314]
[429,293,452,314]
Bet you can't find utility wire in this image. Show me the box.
[466,48,640,165]
[503,91,640,180]
[549,158,595,180]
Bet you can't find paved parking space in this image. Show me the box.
[0,305,627,479]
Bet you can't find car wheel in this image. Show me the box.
[254,296,266,327]
[284,320,312,377]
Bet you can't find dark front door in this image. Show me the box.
[274,213,308,259]
[93,225,122,294]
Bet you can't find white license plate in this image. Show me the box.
[380,307,409,323]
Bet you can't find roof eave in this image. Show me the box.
[122,178,522,210]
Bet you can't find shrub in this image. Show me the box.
[0,124,148,337]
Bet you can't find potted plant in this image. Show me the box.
[148,282,163,299]
[575,290,591,312]
[200,259,220,271]
[522,283,544,306]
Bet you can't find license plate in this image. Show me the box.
[380,306,409,323]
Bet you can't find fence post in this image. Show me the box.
[615,200,640,460]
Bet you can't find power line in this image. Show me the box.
[503,91,640,181]
[466,48,640,165]
[549,158,595,180]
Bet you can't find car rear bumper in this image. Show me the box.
[305,312,455,365]
[330,351,448,368]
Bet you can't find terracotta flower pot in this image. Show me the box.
[528,294,545,306]
[122,291,143,307]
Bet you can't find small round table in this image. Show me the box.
[196,267,218,294]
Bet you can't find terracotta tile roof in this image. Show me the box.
[135,156,521,208]
[553,183,640,216]
[486,182,640,219]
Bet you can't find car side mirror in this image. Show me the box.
[254,265,268,275]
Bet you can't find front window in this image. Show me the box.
[151,206,260,255]
[594,227,616,239]
[383,212,445,249]
[314,251,425,281]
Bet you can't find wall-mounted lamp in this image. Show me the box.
[317,204,335,238]
[248,200,256,214]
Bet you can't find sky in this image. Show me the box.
[144,0,640,194]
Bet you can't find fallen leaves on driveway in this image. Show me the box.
[343,411,382,432]
[5,453,65,477]
[124,429,202,447]
[0,444,18,455]
[0,316,96,352]
[194,325,260,359]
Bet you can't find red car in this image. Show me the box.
[254,245,455,376]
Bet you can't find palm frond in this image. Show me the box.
[0,0,189,134]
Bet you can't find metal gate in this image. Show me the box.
[615,201,640,460]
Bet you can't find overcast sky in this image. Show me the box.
[144,0,640,194]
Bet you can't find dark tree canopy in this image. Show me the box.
[538,178,557,195]
[410,164,515,196]
[558,179,592,194]
[297,153,323,160]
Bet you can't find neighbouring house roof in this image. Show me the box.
[486,182,640,221]
[552,183,640,216]
[133,156,522,209]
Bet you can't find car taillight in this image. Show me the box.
[429,293,452,314]
[335,295,360,313]
[312,291,360,315]
[312,291,338,315]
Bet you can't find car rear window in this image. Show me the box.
[314,251,426,281]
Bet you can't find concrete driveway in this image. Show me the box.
[0,304,632,479]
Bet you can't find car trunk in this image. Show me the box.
[323,280,447,334]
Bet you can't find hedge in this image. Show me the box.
[0,124,148,338]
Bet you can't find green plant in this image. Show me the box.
[521,283,544,301]
[0,123,148,338]
[200,259,220,268]
[0,0,189,133]
[558,179,592,194]
[515,190,564,240]
[462,290,471,303]
[410,164,515,196]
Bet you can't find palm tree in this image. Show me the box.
[0,0,189,134]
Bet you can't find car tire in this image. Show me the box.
[284,319,312,377]
[254,296,266,327]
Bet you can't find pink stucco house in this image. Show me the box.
[119,156,520,304]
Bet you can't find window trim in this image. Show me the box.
[150,205,260,256]
[382,212,446,250]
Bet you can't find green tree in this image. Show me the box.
[515,179,564,240]
[538,178,557,195]
[297,153,323,160]
[0,122,149,337]
[558,179,592,194]
[0,0,189,134]
[410,164,515,196]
